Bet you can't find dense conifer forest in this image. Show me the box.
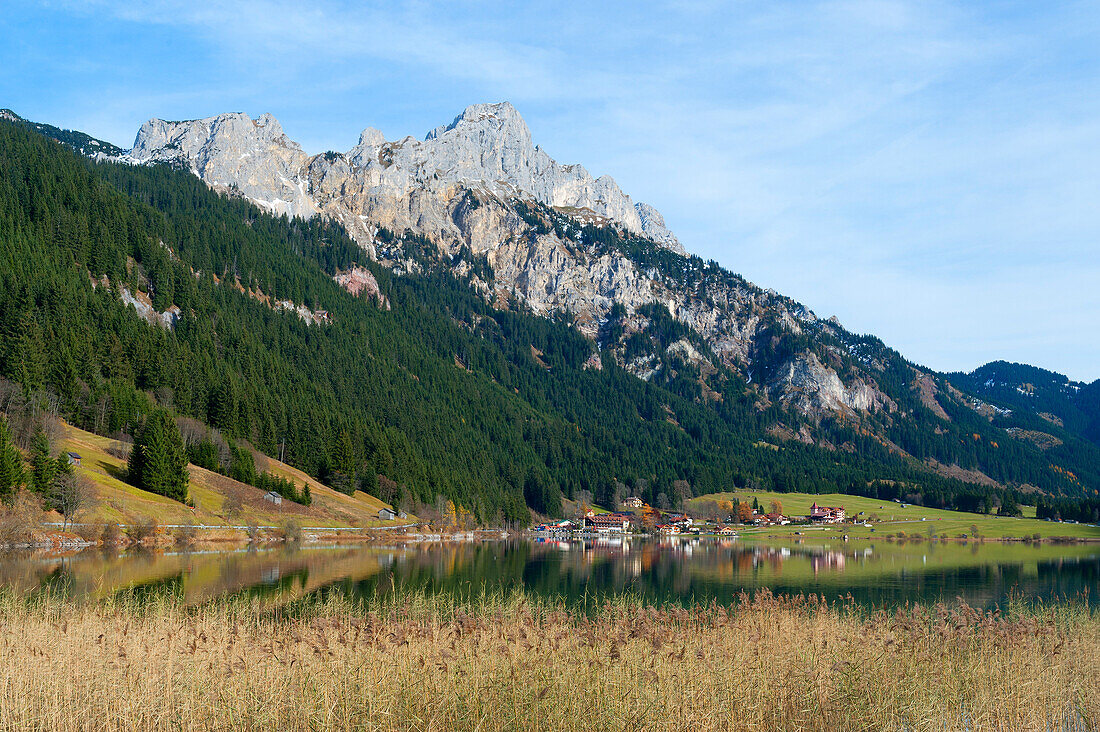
[2,117,1097,522]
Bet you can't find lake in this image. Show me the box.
[1,537,1097,609]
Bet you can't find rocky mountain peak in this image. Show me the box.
[425,101,529,142]
[126,102,684,253]
[357,126,385,147]
[634,202,682,253]
[130,112,315,218]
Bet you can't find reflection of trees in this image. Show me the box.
[38,563,76,599]
[1,541,1097,610]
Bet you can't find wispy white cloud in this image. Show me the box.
[7,0,1100,379]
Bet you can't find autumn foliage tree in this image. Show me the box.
[736,501,754,523]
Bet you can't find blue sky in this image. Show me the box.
[3,0,1098,381]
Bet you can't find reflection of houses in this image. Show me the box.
[810,503,845,524]
[585,511,631,533]
[810,551,847,574]
[622,496,645,509]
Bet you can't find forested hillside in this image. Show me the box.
[1,117,1097,523]
[950,361,1100,448]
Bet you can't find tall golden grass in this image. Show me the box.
[0,587,1096,731]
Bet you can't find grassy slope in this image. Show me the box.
[689,490,1100,539]
[55,422,411,528]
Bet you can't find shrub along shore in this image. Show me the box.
[0,588,1096,731]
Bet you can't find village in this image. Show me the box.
[534,496,853,537]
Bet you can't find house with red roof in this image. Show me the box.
[810,503,845,524]
[585,511,631,533]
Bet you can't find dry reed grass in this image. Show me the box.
[0,587,1096,731]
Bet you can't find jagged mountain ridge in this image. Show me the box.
[128,103,683,250]
[122,103,891,418]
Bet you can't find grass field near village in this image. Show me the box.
[689,490,1100,540]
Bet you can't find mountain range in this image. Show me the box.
[1,104,1098,520]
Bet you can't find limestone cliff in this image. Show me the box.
[125,103,889,418]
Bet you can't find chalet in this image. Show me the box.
[810,503,845,524]
[378,507,397,521]
[263,491,282,506]
[657,524,678,535]
[66,452,81,466]
[536,519,574,533]
[718,526,738,536]
[765,513,790,526]
[622,496,645,509]
[585,511,631,533]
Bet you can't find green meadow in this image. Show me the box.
[689,490,1100,540]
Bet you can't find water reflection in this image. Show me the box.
[0,538,1096,609]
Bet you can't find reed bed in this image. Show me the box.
[0,587,1096,731]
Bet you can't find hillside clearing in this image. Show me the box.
[51,421,409,531]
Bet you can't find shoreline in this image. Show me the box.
[3,524,1098,558]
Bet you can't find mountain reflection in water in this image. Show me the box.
[0,538,1095,609]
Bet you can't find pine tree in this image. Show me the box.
[0,416,24,502]
[30,429,55,495]
[15,313,48,393]
[129,410,189,502]
[46,455,75,514]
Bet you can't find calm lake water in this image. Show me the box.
[1,537,1097,609]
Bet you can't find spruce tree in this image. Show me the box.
[129,410,189,502]
[30,429,55,495]
[15,314,48,393]
[0,416,24,502]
